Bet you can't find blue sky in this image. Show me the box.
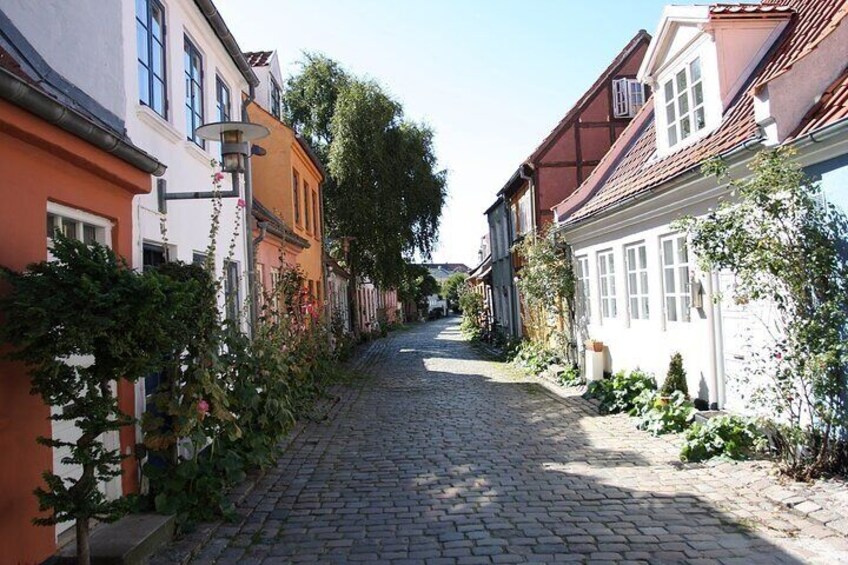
[217,0,702,268]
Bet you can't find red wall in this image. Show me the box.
[0,100,150,564]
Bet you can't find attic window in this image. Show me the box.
[664,57,705,147]
[612,78,645,118]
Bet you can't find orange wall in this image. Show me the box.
[248,103,325,301]
[0,100,150,564]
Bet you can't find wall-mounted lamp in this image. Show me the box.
[195,121,269,173]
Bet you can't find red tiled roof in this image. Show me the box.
[525,29,652,164]
[562,0,847,226]
[244,50,274,67]
[792,66,848,139]
[710,3,793,17]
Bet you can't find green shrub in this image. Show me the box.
[680,415,767,462]
[584,369,656,414]
[661,352,689,397]
[634,390,695,435]
[512,340,561,375]
[557,365,582,386]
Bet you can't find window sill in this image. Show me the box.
[136,105,183,143]
[184,140,214,167]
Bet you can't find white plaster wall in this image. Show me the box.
[121,0,250,326]
[3,0,126,119]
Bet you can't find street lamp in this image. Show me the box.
[195,121,269,173]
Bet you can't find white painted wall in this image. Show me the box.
[2,0,126,120]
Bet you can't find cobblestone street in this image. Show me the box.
[179,318,848,564]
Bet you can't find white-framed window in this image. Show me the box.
[516,191,532,235]
[136,0,167,118]
[270,77,282,119]
[625,243,649,320]
[612,78,645,118]
[46,203,111,249]
[597,250,617,319]
[184,35,204,147]
[661,234,691,323]
[663,57,705,148]
[224,260,241,321]
[575,255,591,320]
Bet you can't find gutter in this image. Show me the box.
[791,116,848,149]
[0,66,166,176]
[242,84,258,338]
[193,0,259,87]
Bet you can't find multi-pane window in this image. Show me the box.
[270,78,282,119]
[612,78,646,118]
[192,252,208,266]
[575,255,591,320]
[664,57,705,148]
[292,170,301,225]
[312,191,319,238]
[516,192,532,235]
[47,211,107,247]
[224,260,240,321]
[661,235,691,323]
[215,77,230,122]
[303,182,312,231]
[625,243,650,320]
[136,0,167,117]
[184,36,204,147]
[597,250,617,319]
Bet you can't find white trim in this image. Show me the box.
[46,202,114,249]
[137,104,183,143]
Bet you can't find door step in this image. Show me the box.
[54,514,175,565]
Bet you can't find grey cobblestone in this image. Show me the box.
[157,318,847,563]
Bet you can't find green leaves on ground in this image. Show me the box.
[680,415,766,463]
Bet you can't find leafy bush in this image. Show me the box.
[661,352,689,397]
[512,341,561,375]
[557,365,582,386]
[680,415,767,462]
[634,390,695,436]
[584,369,656,414]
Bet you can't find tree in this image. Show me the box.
[678,148,848,479]
[0,237,179,565]
[397,263,439,314]
[515,225,577,363]
[284,54,447,288]
[441,272,468,313]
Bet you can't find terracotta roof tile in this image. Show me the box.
[563,0,846,226]
[244,50,273,67]
[710,3,793,16]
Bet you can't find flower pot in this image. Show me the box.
[656,395,671,407]
[584,339,604,353]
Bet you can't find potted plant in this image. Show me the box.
[584,338,604,353]
[659,352,688,405]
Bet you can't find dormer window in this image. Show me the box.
[664,57,705,147]
[270,78,282,119]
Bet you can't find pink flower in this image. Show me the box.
[237,198,246,208]
[213,172,225,183]
[775,351,783,360]
[197,399,210,416]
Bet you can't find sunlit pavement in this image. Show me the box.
[182,317,848,564]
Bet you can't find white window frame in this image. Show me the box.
[624,242,650,321]
[612,78,645,118]
[575,255,591,322]
[660,234,691,324]
[46,202,112,250]
[597,249,617,320]
[663,57,705,148]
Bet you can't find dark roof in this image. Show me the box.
[193,0,258,86]
[244,50,274,67]
[295,133,328,180]
[421,263,471,274]
[253,199,310,249]
[325,252,350,279]
[562,0,847,226]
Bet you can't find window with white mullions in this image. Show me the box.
[184,36,204,147]
[47,212,107,247]
[224,260,241,321]
[661,235,691,323]
[612,78,645,118]
[136,0,167,117]
[625,243,650,320]
[575,255,591,321]
[597,250,617,319]
[664,57,705,147]
[215,77,231,122]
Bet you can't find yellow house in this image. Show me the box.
[246,50,326,305]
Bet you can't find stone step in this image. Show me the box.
[55,514,175,565]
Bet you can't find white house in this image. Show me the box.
[120,0,259,450]
[554,0,848,413]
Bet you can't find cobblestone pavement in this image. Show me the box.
[186,318,848,564]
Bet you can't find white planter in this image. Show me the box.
[585,349,605,382]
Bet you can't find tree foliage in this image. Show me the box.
[397,263,439,312]
[678,148,848,478]
[514,225,578,363]
[441,272,468,311]
[284,53,447,288]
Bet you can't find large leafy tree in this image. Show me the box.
[441,272,468,312]
[284,54,447,288]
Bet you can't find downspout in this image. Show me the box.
[242,85,258,338]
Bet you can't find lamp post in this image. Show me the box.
[159,120,269,337]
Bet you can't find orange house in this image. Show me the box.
[0,45,163,562]
[246,50,327,306]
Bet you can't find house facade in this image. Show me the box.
[326,253,352,333]
[485,196,520,338]
[246,50,327,307]
[0,2,164,560]
[555,0,848,412]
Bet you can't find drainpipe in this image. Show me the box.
[704,270,721,410]
[242,85,258,338]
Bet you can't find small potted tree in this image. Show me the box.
[659,352,688,405]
